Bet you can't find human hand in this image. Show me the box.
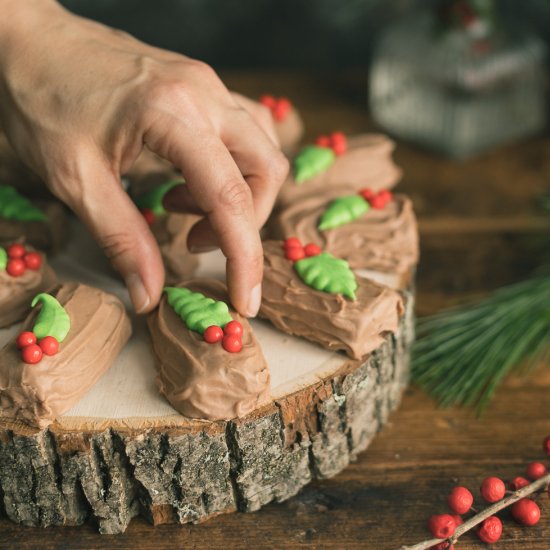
[0,0,288,316]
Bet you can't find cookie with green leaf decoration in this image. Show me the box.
[318,195,370,231]
[134,180,184,216]
[293,146,335,184]
[164,286,232,335]
[0,185,47,222]
[295,252,357,300]
[31,293,71,342]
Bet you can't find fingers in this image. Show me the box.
[53,156,164,313]
[144,116,264,317]
[230,92,280,146]
[221,106,289,229]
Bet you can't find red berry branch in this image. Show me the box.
[400,435,550,550]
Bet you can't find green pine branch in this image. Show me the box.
[412,275,550,413]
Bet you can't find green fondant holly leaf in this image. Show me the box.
[318,195,370,231]
[31,293,71,342]
[0,185,47,222]
[164,287,232,335]
[294,146,335,184]
[295,252,357,300]
[0,247,6,271]
[134,179,184,215]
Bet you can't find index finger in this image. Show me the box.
[144,113,263,317]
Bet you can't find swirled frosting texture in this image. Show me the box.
[277,134,402,208]
[0,252,57,328]
[0,283,132,428]
[147,279,271,421]
[151,213,200,284]
[269,189,419,277]
[260,241,404,359]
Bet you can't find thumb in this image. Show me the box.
[57,160,165,313]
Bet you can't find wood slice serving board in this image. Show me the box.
[0,222,415,534]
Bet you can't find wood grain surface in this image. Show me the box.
[1,71,549,549]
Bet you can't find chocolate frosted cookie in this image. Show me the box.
[277,134,402,208]
[148,279,271,421]
[0,185,68,254]
[0,283,131,428]
[0,243,57,328]
[259,95,304,155]
[260,240,404,359]
[268,187,419,289]
[131,179,199,284]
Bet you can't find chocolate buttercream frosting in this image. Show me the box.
[277,134,402,208]
[277,106,304,156]
[0,250,57,328]
[148,279,271,421]
[0,201,68,255]
[260,241,404,359]
[0,283,132,428]
[269,189,419,277]
[151,213,200,284]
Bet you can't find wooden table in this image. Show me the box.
[1,72,549,549]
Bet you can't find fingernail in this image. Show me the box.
[125,273,150,313]
[188,244,218,254]
[246,283,262,317]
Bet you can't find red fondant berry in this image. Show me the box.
[512,498,541,526]
[330,132,347,155]
[222,334,242,353]
[359,188,375,202]
[204,325,224,344]
[427,514,456,539]
[38,336,59,356]
[330,131,346,145]
[480,477,505,503]
[140,208,155,226]
[21,344,43,364]
[477,516,502,544]
[6,258,26,277]
[378,189,393,203]
[259,94,276,109]
[285,246,305,262]
[304,243,321,257]
[509,476,530,490]
[542,435,550,456]
[526,461,547,480]
[283,237,302,249]
[315,135,331,148]
[16,331,37,349]
[452,515,463,527]
[224,320,243,337]
[273,98,291,121]
[447,486,473,515]
[369,194,388,210]
[429,543,454,550]
[23,252,42,271]
[7,243,25,259]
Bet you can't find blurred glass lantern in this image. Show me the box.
[369,0,547,159]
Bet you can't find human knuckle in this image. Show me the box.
[218,180,252,215]
[96,232,137,262]
[186,59,218,80]
[263,151,289,183]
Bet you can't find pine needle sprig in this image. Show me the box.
[412,275,550,413]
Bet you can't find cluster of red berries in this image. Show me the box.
[426,435,550,549]
[283,237,321,262]
[358,188,393,210]
[4,243,42,277]
[140,208,156,226]
[315,131,347,156]
[16,331,59,364]
[259,95,292,122]
[203,320,244,353]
